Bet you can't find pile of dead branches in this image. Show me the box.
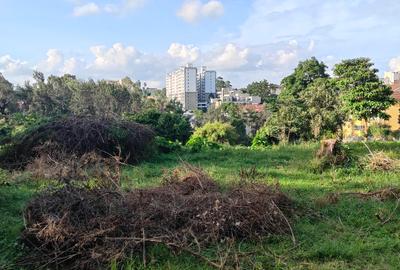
[20,166,294,269]
[0,116,155,169]
[26,150,122,187]
[362,151,400,172]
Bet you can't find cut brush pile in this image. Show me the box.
[20,165,294,269]
[0,116,155,169]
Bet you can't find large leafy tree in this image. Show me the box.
[334,58,395,133]
[0,73,16,116]
[246,79,279,103]
[30,72,75,116]
[280,57,329,99]
[300,78,344,139]
[274,57,330,141]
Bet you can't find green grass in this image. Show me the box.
[1,142,400,269]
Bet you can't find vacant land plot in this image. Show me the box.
[1,142,400,269]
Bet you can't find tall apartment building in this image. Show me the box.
[166,65,216,111]
[197,67,217,110]
[384,71,400,85]
[166,64,198,111]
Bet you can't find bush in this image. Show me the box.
[0,116,155,168]
[312,139,351,172]
[127,110,192,143]
[0,113,49,144]
[185,136,221,152]
[155,136,182,153]
[368,123,391,141]
[251,124,279,148]
[188,122,239,147]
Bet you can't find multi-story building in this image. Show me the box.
[166,64,198,111]
[384,71,400,85]
[210,87,262,107]
[197,67,216,110]
[166,65,216,111]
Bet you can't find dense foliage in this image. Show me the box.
[245,79,279,103]
[333,58,395,132]
[127,109,191,143]
[186,121,239,150]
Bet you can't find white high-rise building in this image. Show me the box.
[166,65,216,111]
[166,64,198,111]
[197,67,216,110]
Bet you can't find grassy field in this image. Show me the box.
[1,142,400,269]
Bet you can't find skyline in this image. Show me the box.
[1,0,400,88]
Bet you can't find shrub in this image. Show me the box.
[312,139,351,172]
[368,123,391,141]
[127,110,192,143]
[188,122,239,147]
[155,136,182,153]
[0,113,49,144]
[251,124,279,148]
[0,116,155,168]
[185,136,221,152]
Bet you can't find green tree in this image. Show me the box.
[246,80,278,103]
[129,109,192,143]
[271,57,330,141]
[15,82,34,112]
[0,73,16,116]
[280,57,329,99]
[30,72,74,116]
[300,78,344,139]
[188,121,239,145]
[334,58,395,133]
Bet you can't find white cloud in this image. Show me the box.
[61,57,86,74]
[177,0,224,23]
[36,49,64,73]
[72,0,146,16]
[73,2,101,16]
[275,49,297,65]
[89,43,139,70]
[389,57,400,72]
[207,43,249,70]
[0,55,29,75]
[167,43,200,62]
[0,55,33,84]
[201,0,224,18]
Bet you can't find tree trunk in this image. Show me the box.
[364,118,369,140]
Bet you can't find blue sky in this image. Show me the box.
[1,0,400,88]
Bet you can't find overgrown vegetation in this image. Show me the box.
[1,142,400,269]
[0,116,155,168]
[21,165,293,269]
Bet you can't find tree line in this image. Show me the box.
[0,57,396,148]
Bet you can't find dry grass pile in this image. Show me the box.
[20,166,293,269]
[0,116,155,169]
[362,151,400,172]
[26,150,121,187]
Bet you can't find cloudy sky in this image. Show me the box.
[1,0,400,88]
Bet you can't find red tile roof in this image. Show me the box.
[241,104,264,112]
